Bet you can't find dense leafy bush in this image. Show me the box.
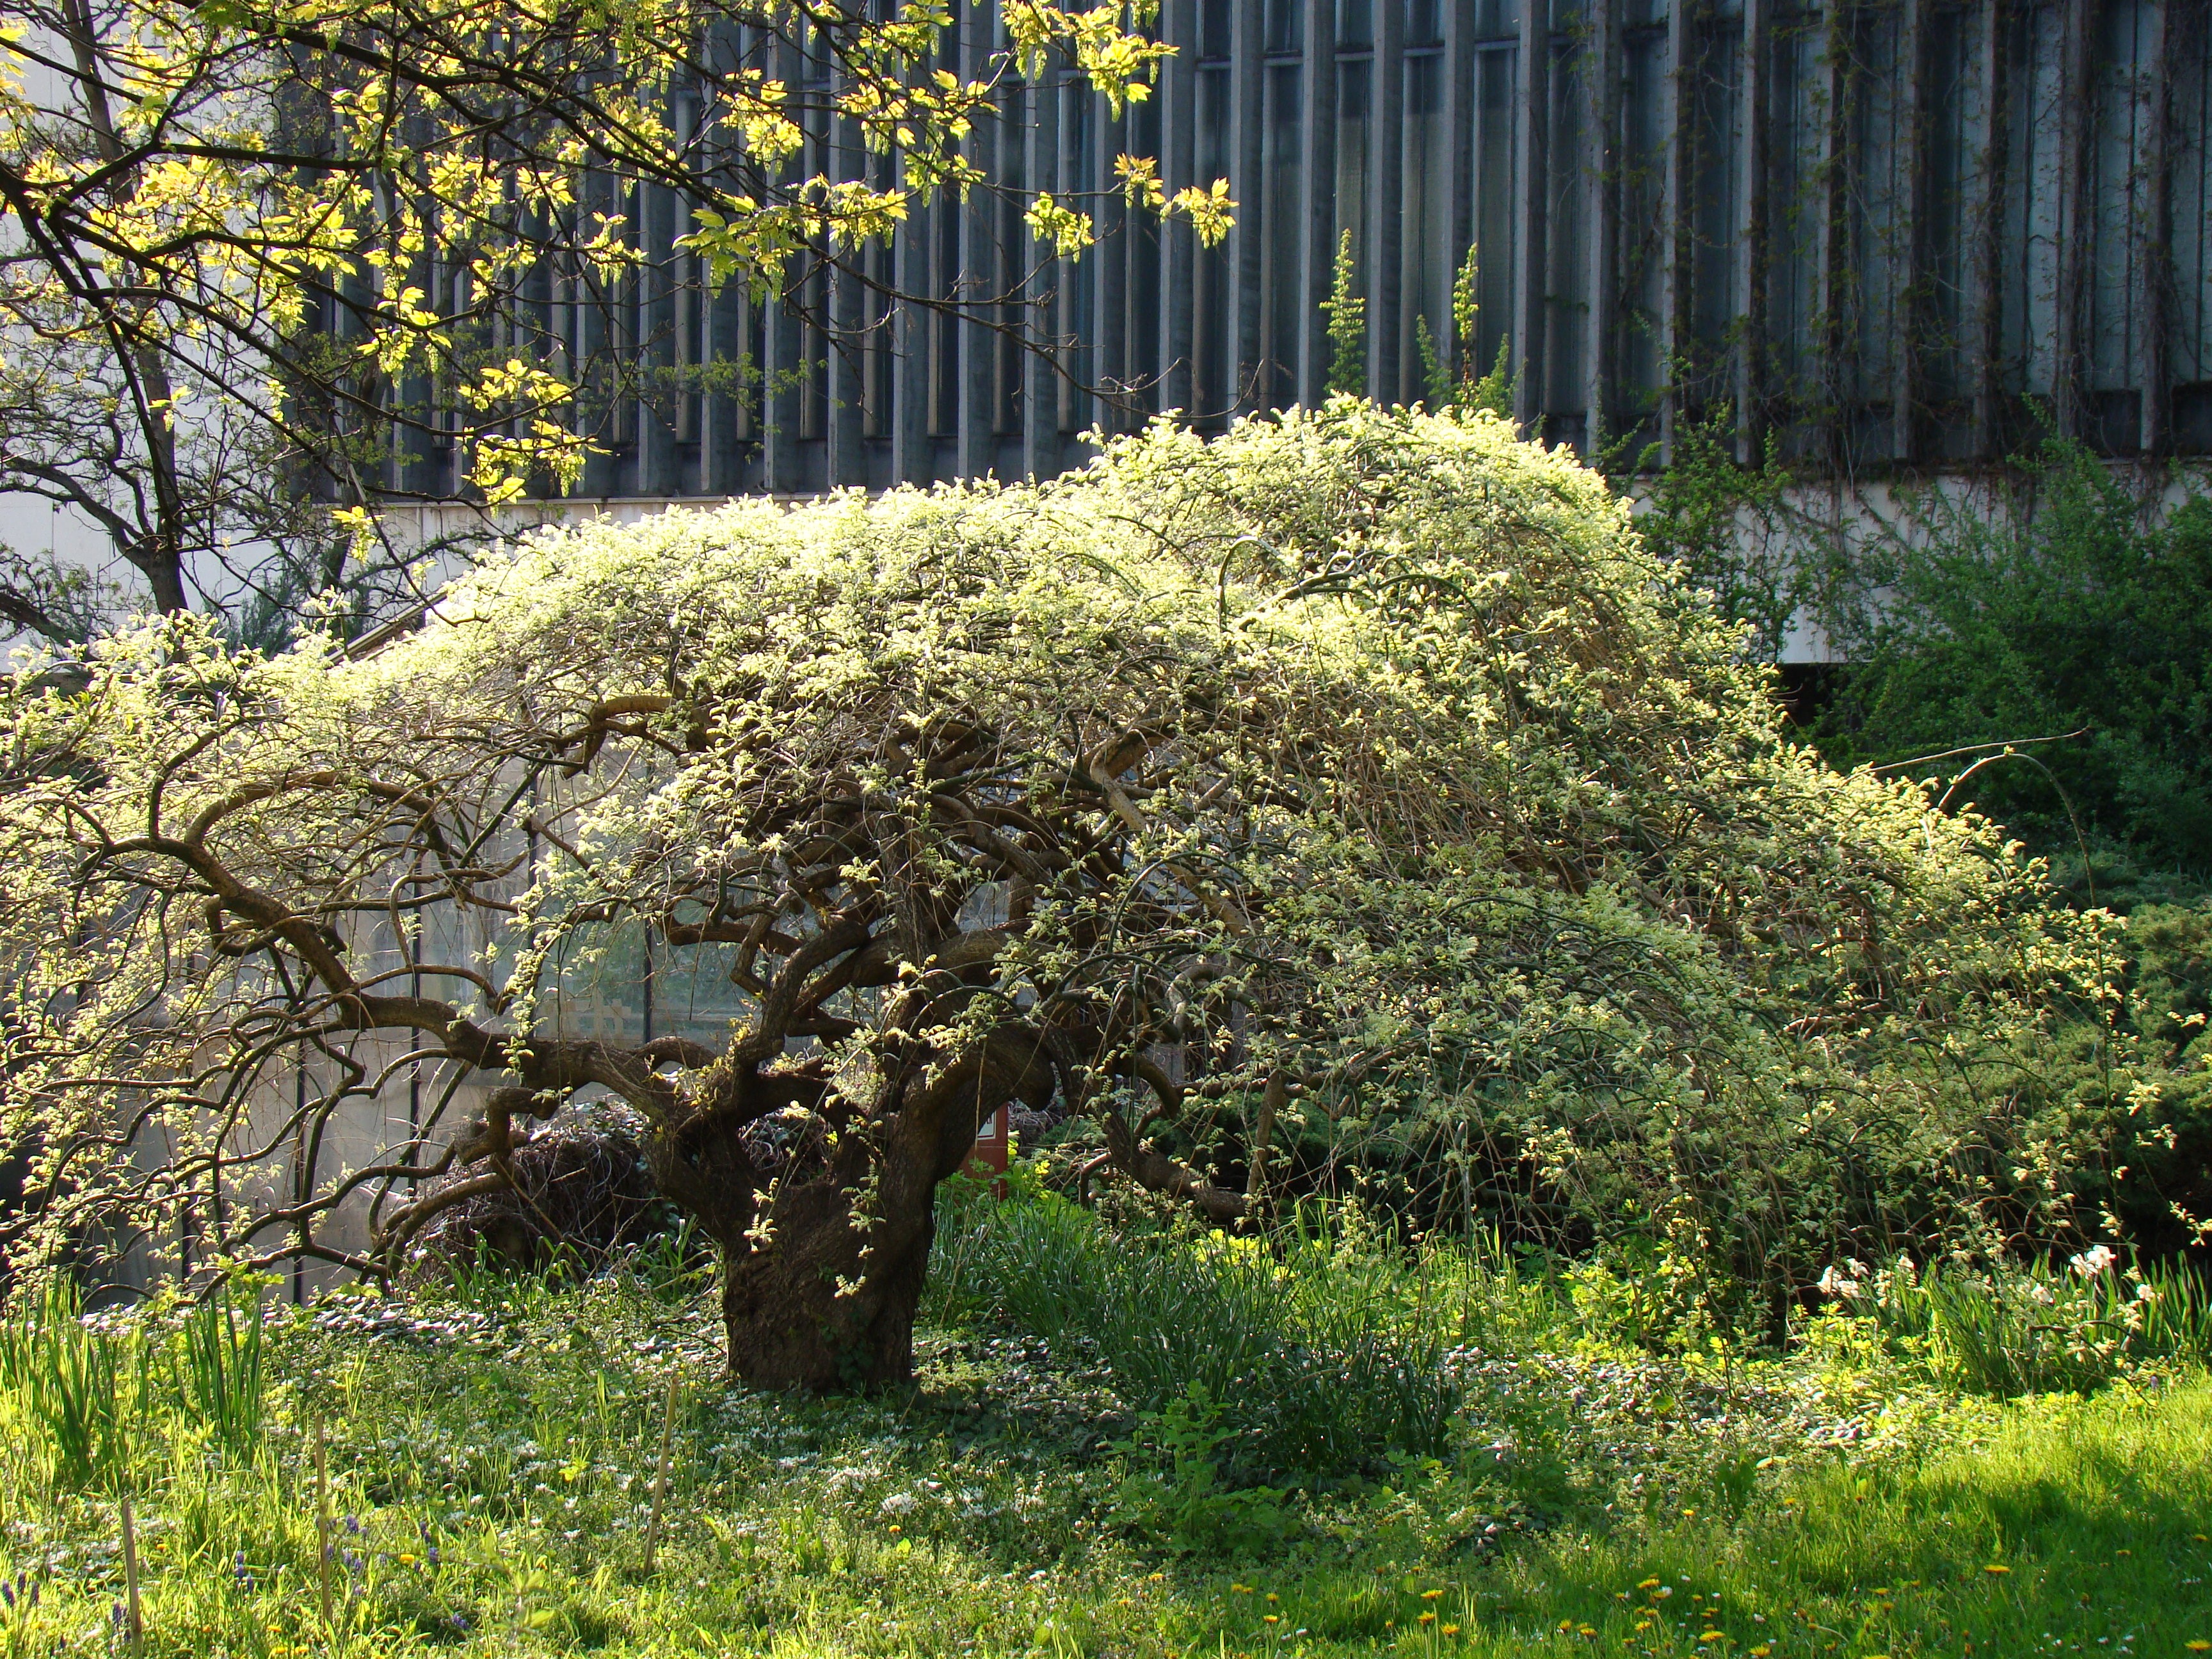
[975,408,2123,1308]
[1814,442,2212,881]
[2029,902,2212,1261]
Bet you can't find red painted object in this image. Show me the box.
[965,1103,1011,1195]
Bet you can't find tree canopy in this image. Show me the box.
[0,403,2111,1384]
[0,0,1224,642]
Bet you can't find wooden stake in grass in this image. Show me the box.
[639,1375,679,1575]
[314,1416,333,1633]
[116,1487,143,1651]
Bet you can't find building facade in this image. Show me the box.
[448,0,2212,509]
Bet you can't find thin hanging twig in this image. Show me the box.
[1868,728,2089,774]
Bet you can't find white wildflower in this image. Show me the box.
[2069,1244,2117,1279]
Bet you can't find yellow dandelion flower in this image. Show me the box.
[1263,1615,1279,1625]
[1443,1624,1462,1637]
[1424,1589,1447,1601]
[1578,1626,1596,1637]
[1419,1612,1438,1626]
[1231,1583,1253,1595]
[1982,1564,2010,1576]
[1699,1633,1724,1644]
[1636,1622,1654,1632]
[1751,1648,1772,1657]
[1265,1593,1279,1603]
[1639,1580,1662,1591]
[2187,1644,2211,1654]
[397,1553,418,1566]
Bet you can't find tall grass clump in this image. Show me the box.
[926,1190,1571,1479]
[1825,1251,2212,1397]
[172,1277,268,1457]
[0,1278,149,1489]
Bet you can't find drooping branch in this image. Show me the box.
[1098,1101,1249,1226]
[1048,1031,1249,1226]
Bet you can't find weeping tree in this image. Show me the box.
[0,404,2110,1386]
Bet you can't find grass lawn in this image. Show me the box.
[3,1247,2210,1659]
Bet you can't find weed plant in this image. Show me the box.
[0,1278,151,1490]
[1105,1382,1297,1555]
[173,1279,268,1459]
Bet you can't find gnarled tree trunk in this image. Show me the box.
[707,1033,1030,1390]
[720,1162,941,1390]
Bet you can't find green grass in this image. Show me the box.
[925,1192,1475,1478]
[1426,1381,2212,1658]
[1,1218,2209,1658]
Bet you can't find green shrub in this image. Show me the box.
[1815,440,2212,879]
[1618,401,1806,663]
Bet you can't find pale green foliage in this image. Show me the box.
[0,403,2113,1308]
[0,0,1229,634]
